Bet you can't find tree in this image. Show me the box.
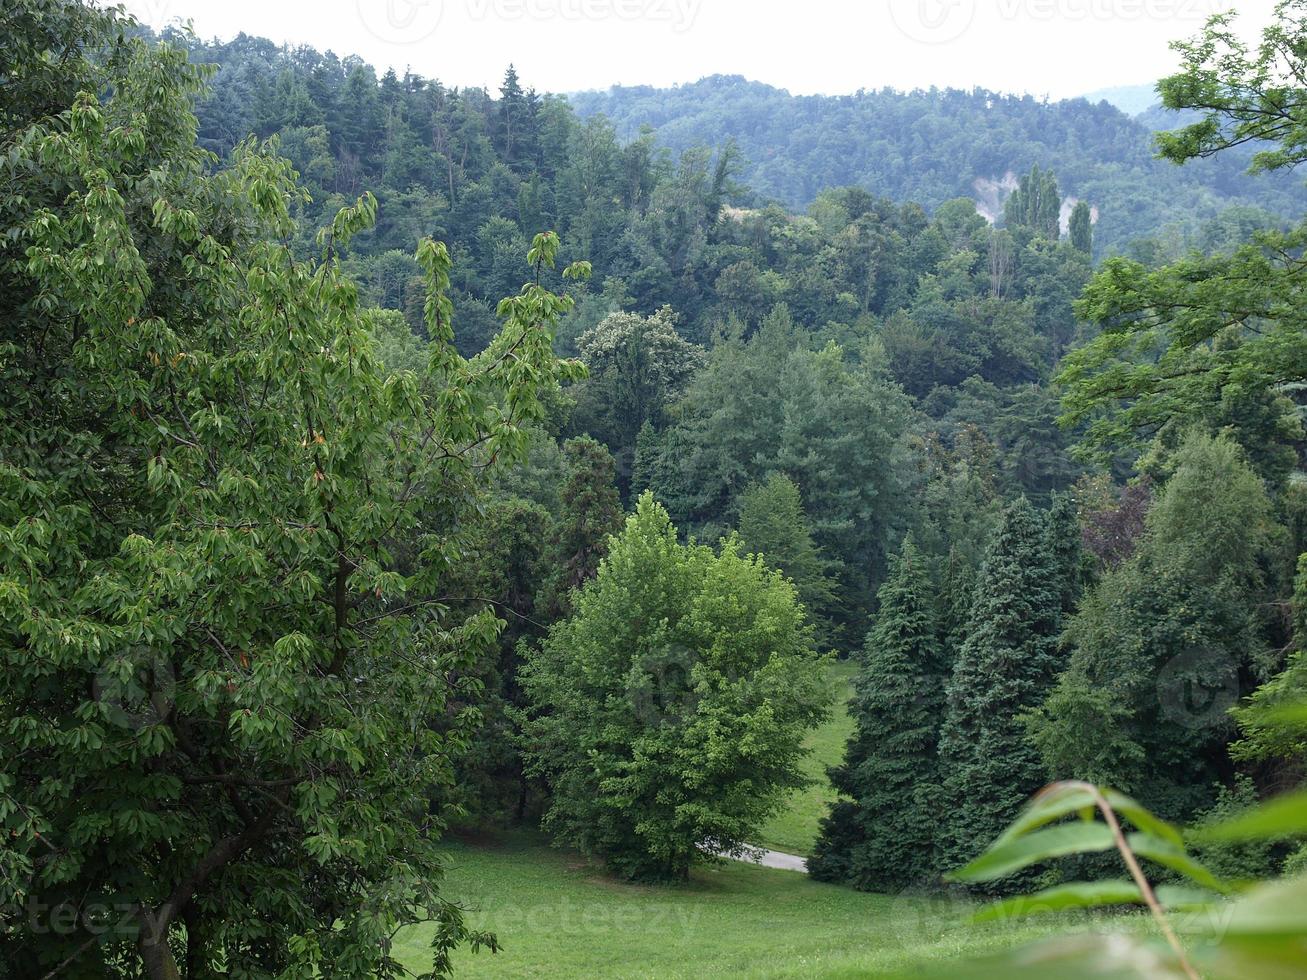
[1004,165,1061,240]
[522,494,830,881]
[1061,2,1307,466]
[538,436,624,619]
[570,306,705,488]
[734,474,839,649]
[809,536,947,889]
[1069,200,1093,254]
[0,8,585,974]
[936,499,1064,880]
[1025,433,1283,819]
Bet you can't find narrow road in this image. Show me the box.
[721,845,808,873]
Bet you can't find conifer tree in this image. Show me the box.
[810,536,947,889]
[936,498,1064,880]
[539,436,624,619]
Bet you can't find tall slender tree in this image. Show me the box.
[936,499,1064,880]
[809,536,947,889]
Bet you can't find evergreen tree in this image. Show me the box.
[1046,492,1087,616]
[496,64,528,171]
[1069,199,1093,253]
[539,436,625,619]
[809,536,947,889]
[936,498,1064,881]
[735,473,840,648]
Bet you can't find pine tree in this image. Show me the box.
[1045,492,1086,616]
[1069,200,1093,253]
[936,498,1064,881]
[809,536,947,889]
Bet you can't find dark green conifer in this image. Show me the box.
[810,536,947,888]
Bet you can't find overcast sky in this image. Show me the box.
[118,0,1276,99]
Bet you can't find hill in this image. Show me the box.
[569,75,1306,252]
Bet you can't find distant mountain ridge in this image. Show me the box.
[569,75,1304,253]
[1079,83,1160,117]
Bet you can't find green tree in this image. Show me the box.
[1061,3,1307,467]
[1004,165,1061,240]
[570,306,705,487]
[937,499,1064,880]
[538,435,625,620]
[522,494,830,881]
[0,8,585,974]
[1069,200,1093,254]
[1025,433,1282,818]
[734,474,839,649]
[809,536,947,889]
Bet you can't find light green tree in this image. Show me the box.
[522,494,830,881]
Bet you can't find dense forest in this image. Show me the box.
[570,75,1307,253]
[3,0,1307,977]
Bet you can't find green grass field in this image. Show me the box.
[755,657,857,855]
[393,833,1114,978]
[392,660,1146,977]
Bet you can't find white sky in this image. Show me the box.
[118,0,1277,99]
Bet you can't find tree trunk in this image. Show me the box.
[139,924,182,980]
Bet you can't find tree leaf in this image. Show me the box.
[970,880,1143,922]
[950,823,1117,883]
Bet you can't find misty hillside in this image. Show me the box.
[570,75,1304,252]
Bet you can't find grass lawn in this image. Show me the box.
[393,832,1125,978]
[754,657,857,855]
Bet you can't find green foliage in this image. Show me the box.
[810,536,948,889]
[937,499,1066,882]
[571,77,1307,255]
[569,307,704,487]
[1061,4,1307,473]
[734,474,839,650]
[645,308,915,635]
[1189,776,1279,883]
[521,494,830,881]
[1030,433,1282,816]
[1004,165,1061,241]
[0,5,583,974]
[1068,201,1093,255]
[537,435,624,619]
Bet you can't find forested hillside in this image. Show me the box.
[571,75,1305,253]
